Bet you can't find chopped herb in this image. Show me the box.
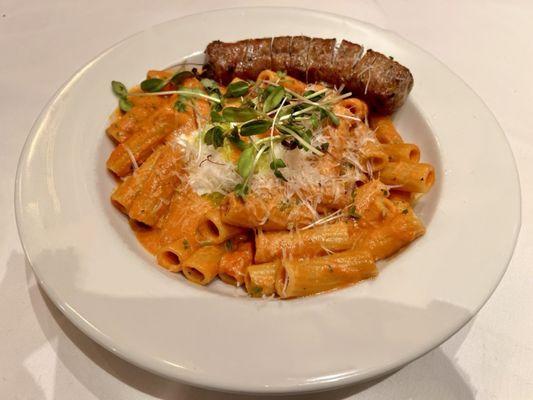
[275,71,287,79]
[174,99,187,112]
[182,239,190,249]
[224,240,233,251]
[225,80,250,98]
[251,286,263,296]
[402,209,409,214]
[327,264,334,273]
[348,206,361,220]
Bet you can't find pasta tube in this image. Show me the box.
[218,242,253,286]
[254,221,352,263]
[381,143,420,163]
[111,146,163,214]
[274,250,377,298]
[369,115,403,144]
[156,238,194,273]
[128,145,184,227]
[182,245,225,285]
[197,209,246,245]
[106,107,188,177]
[354,208,426,260]
[380,162,435,193]
[244,260,281,297]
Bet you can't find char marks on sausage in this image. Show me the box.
[204,36,413,114]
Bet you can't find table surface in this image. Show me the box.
[1,1,532,399]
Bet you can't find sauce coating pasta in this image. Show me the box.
[106,66,434,298]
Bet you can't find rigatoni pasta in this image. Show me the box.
[105,65,434,297]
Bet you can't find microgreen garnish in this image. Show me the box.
[237,146,256,179]
[240,119,271,136]
[204,126,224,148]
[111,81,133,112]
[222,107,258,122]
[140,70,194,93]
[225,80,250,98]
[263,85,286,113]
[140,78,166,92]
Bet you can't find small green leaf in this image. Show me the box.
[225,80,250,98]
[269,158,286,170]
[111,81,128,98]
[274,169,288,182]
[170,70,194,85]
[140,78,166,92]
[228,127,247,150]
[263,85,286,113]
[240,119,271,136]
[210,110,224,122]
[319,142,329,152]
[174,100,186,112]
[237,146,256,179]
[222,107,258,122]
[119,97,133,112]
[204,126,224,148]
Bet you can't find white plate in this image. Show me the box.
[15,7,521,394]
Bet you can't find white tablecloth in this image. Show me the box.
[1,1,531,398]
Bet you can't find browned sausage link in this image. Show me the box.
[350,50,414,115]
[204,37,414,114]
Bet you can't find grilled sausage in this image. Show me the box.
[204,37,413,114]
